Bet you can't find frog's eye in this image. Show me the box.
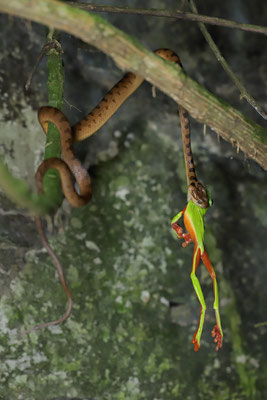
[204,189,213,208]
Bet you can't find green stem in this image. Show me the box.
[42,30,64,210]
[0,157,56,214]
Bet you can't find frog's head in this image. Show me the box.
[188,181,212,209]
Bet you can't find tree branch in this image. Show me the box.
[0,0,266,170]
[66,2,267,36]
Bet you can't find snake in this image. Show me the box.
[37,48,208,208]
[33,48,209,331]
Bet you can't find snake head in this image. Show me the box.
[188,182,211,209]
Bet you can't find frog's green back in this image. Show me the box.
[185,200,208,254]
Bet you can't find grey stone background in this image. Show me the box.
[0,0,267,399]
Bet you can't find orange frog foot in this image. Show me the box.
[211,325,223,351]
[171,222,183,237]
[192,333,200,352]
[181,233,192,247]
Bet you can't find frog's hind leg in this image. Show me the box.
[201,250,223,351]
[190,246,206,351]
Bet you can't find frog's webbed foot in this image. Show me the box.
[211,324,223,351]
[181,232,192,248]
[171,222,192,247]
[171,221,184,238]
[192,332,201,352]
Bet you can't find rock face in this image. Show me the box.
[0,1,267,399]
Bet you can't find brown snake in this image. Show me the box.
[33,48,208,331]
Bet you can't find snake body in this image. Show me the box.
[36,108,92,206]
[37,48,208,208]
[34,48,209,331]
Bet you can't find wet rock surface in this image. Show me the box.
[0,1,267,399]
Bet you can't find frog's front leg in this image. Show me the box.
[190,245,206,351]
[171,207,192,247]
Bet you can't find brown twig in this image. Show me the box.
[188,0,267,120]
[24,216,73,332]
[66,2,267,36]
[25,44,47,91]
